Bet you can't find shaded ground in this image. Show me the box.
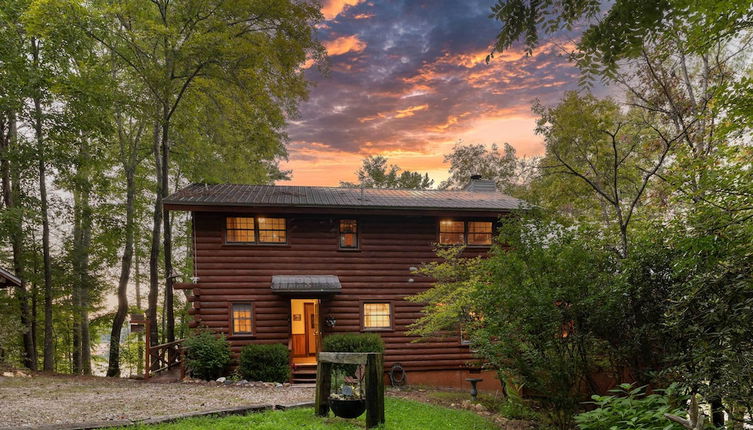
[388,386,538,429]
[0,373,313,429]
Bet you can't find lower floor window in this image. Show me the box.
[363,302,392,330]
[231,303,254,335]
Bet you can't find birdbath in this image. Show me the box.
[465,378,483,401]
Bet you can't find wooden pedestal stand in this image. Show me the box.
[315,352,385,428]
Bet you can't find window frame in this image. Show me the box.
[466,221,493,246]
[223,215,288,246]
[224,216,257,244]
[228,301,256,337]
[437,219,494,247]
[360,301,394,332]
[256,216,288,244]
[338,218,359,250]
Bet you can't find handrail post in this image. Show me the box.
[144,318,151,380]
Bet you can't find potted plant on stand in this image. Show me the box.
[329,365,367,419]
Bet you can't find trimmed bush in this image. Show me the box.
[322,333,385,378]
[183,331,230,380]
[239,343,290,383]
[322,333,385,353]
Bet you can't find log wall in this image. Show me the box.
[189,211,496,375]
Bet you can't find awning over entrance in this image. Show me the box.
[271,275,341,295]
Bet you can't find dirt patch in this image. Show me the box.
[388,387,537,429]
[0,373,313,428]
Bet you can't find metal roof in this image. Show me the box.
[0,267,22,288]
[271,275,341,294]
[164,183,526,212]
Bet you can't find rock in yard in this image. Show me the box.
[216,377,226,383]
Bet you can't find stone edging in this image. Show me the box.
[3,402,316,430]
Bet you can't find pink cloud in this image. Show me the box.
[323,35,367,56]
[321,0,364,20]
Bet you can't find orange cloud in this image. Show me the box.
[353,13,374,19]
[394,104,429,118]
[321,0,364,20]
[323,35,367,56]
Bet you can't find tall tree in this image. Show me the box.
[439,142,520,192]
[340,155,434,189]
[34,0,323,362]
[0,0,36,368]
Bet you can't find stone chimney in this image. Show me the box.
[463,175,497,192]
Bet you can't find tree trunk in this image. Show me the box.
[147,122,162,369]
[78,179,93,375]
[107,166,136,377]
[160,116,175,344]
[71,190,83,374]
[32,38,55,372]
[1,111,36,370]
[135,234,143,376]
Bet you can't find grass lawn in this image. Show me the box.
[120,397,497,429]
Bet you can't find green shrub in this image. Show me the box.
[183,331,230,380]
[322,333,384,379]
[238,343,290,383]
[321,332,385,353]
[575,383,686,430]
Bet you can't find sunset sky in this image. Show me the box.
[279,0,600,186]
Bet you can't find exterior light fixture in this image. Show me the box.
[325,315,337,328]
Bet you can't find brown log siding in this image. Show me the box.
[189,212,495,373]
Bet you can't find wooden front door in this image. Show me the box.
[304,302,319,357]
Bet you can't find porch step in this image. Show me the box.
[291,364,318,384]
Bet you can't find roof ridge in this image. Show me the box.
[188,182,511,196]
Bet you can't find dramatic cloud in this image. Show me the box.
[322,35,367,56]
[281,0,606,186]
[321,0,364,20]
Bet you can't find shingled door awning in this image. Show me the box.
[271,275,342,295]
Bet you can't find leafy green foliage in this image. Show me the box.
[322,333,385,353]
[238,343,290,383]
[339,155,434,189]
[322,333,385,378]
[183,331,230,381]
[488,0,753,79]
[575,384,686,430]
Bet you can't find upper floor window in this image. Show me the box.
[225,216,287,244]
[438,220,493,246]
[467,221,492,245]
[226,217,255,243]
[339,219,358,249]
[231,302,254,335]
[439,220,465,245]
[258,217,287,243]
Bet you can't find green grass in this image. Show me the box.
[121,397,496,430]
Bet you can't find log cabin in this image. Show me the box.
[164,176,525,390]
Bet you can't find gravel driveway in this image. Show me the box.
[0,373,314,428]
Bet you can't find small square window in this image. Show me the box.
[258,217,287,243]
[363,302,392,330]
[339,219,358,249]
[439,220,465,245]
[226,217,255,243]
[231,303,254,335]
[467,221,492,245]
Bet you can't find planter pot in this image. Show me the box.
[329,397,366,419]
